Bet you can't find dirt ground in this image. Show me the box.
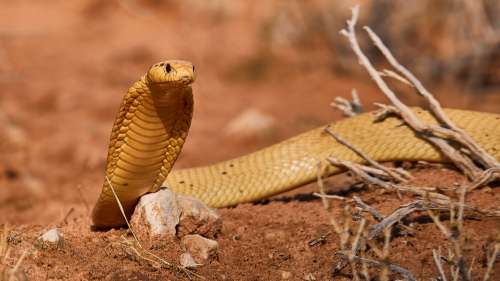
[0,1,499,280]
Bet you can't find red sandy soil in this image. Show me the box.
[0,1,499,280]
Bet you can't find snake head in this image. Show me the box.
[146,60,196,87]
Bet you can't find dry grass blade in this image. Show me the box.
[0,225,28,281]
[433,248,448,281]
[105,176,141,245]
[483,243,500,281]
[312,192,345,201]
[0,226,7,262]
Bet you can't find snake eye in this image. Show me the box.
[192,65,195,72]
[165,63,172,73]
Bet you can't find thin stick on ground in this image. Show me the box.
[336,251,417,281]
[327,156,452,205]
[325,127,412,182]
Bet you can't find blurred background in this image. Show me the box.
[0,0,499,224]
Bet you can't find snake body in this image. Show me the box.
[92,60,500,228]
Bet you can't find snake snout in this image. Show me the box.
[180,75,194,84]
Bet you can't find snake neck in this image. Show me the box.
[134,77,194,191]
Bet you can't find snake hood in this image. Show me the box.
[92,60,195,228]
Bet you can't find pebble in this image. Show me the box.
[280,270,292,279]
[130,189,180,237]
[264,230,287,241]
[303,273,316,281]
[176,194,222,238]
[39,228,64,247]
[179,253,199,269]
[181,234,219,264]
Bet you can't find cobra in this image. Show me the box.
[91,60,500,228]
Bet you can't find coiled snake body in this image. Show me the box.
[92,60,500,228]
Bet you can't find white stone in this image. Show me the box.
[130,189,180,237]
[179,253,200,269]
[176,194,222,238]
[39,228,63,246]
[181,234,219,264]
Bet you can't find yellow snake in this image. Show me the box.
[91,60,500,228]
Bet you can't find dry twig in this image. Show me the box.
[352,196,383,222]
[331,89,363,117]
[336,251,417,281]
[325,127,411,182]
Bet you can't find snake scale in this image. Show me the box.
[91,60,500,228]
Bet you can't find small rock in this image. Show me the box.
[130,189,180,237]
[181,234,219,264]
[303,273,316,281]
[130,189,222,238]
[280,270,292,279]
[176,194,222,238]
[39,228,63,247]
[179,253,199,269]
[224,109,276,139]
[264,230,287,241]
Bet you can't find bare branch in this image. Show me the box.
[367,200,449,240]
[379,69,413,87]
[340,5,482,179]
[364,26,499,170]
[467,167,500,192]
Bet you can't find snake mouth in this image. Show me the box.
[153,78,194,87]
